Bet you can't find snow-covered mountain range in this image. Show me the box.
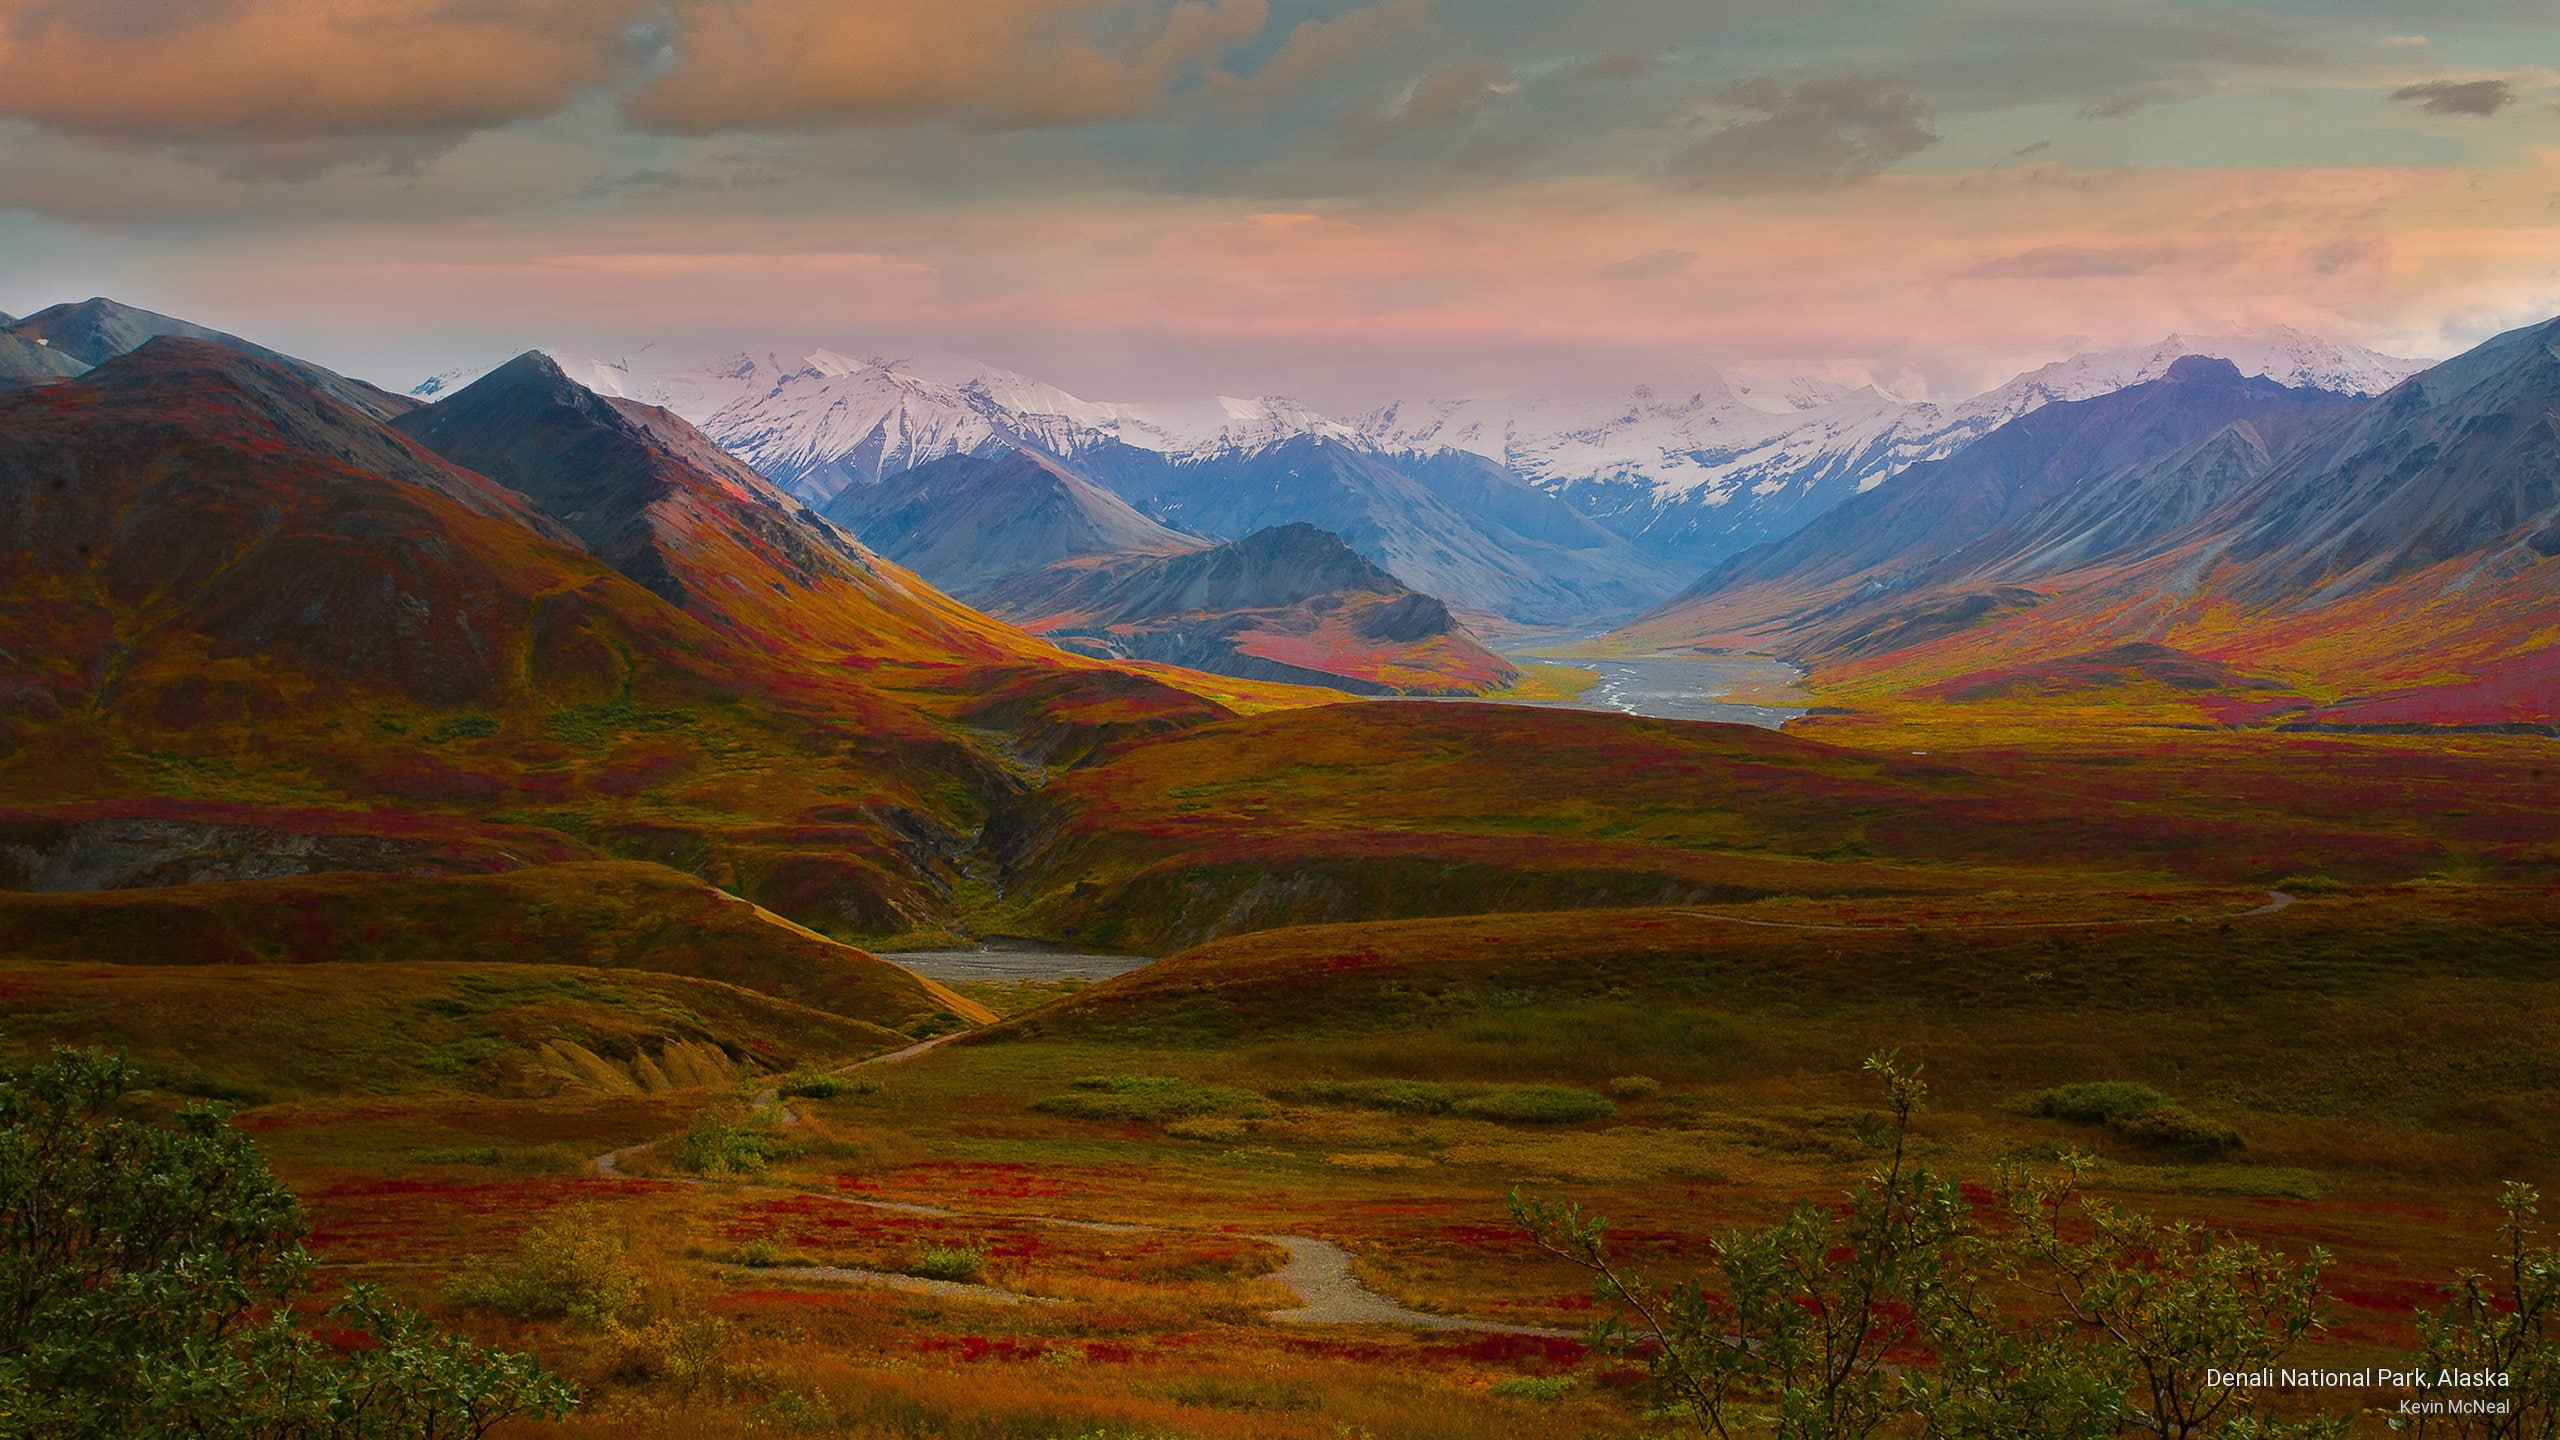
[416,343,1361,502]
[414,326,2428,593]
[1355,328,2427,568]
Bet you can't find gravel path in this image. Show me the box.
[580,997,1586,1331]
[1255,1234,1573,1335]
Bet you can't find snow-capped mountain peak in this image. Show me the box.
[408,324,2430,574]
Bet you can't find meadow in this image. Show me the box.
[8,867,2538,1437]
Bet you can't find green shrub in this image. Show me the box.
[775,1071,848,1100]
[668,1103,799,1176]
[444,1209,644,1325]
[908,1245,985,1281]
[1491,1376,1577,1402]
[0,1047,578,1436]
[603,1314,736,1393]
[1457,1086,1615,1125]
[1034,1076,1267,1123]
[2030,1081,2176,1125]
[2032,1082,2240,1157]
[1608,1075,1663,1100]
[1275,1078,1460,1114]
[2109,1106,2244,1158]
[409,1146,505,1167]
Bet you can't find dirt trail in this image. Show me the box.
[1678,889,2295,934]
[591,1034,1555,1333]
[1256,1233,1572,1335]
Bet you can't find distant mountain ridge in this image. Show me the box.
[1356,328,2426,571]
[4,298,418,420]
[823,449,1205,599]
[1618,316,2560,729]
[824,450,1516,694]
[990,522,1522,697]
[416,328,2425,616]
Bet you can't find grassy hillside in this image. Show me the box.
[0,959,904,1103]
[990,888,2560,1179]
[0,860,991,1030]
[986,701,2560,949]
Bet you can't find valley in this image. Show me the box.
[2,297,2556,1439]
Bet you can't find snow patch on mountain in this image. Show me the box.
[411,326,2426,571]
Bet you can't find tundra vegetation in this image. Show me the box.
[0,1047,577,1439]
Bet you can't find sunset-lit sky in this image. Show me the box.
[1,0,2554,406]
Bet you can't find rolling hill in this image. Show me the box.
[989,523,1522,696]
[0,323,1245,949]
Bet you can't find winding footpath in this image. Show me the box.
[590,890,2304,1328]
[592,1028,1569,1336]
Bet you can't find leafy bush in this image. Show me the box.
[2033,1082,2241,1158]
[1034,1075,1268,1123]
[603,1314,738,1394]
[409,1145,504,1166]
[668,1102,799,1175]
[1276,1079,1615,1122]
[0,1047,578,1437]
[1608,1075,1663,1100]
[444,1208,644,1325]
[2406,1182,2560,1437]
[2032,1081,2177,1124]
[1491,1376,1577,1401]
[775,1070,849,1100]
[1275,1078,1461,1113]
[1457,1086,1616,1125]
[1519,1057,2325,1440]
[2109,1106,2244,1158]
[909,1245,986,1282]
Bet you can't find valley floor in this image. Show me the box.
[99,877,2554,1440]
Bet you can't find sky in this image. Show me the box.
[0,0,2555,408]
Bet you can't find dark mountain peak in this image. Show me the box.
[2,298,416,420]
[8,297,271,370]
[1116,522,1404,614]
[2217,308,2560,604]
[2160,354,2247,387]
[433,349,625,431]
[828,447,1201,600]
[1217,523,1404,596]
[73,338,562,537]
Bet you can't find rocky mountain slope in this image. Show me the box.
[0,320,1241,949]
[1623,358,2365,660]
[1620,317,2560,729]
[821,448,1205,599]
[1357,328,2426,572]
[987,522,1520,696]
[4,297,418,418]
